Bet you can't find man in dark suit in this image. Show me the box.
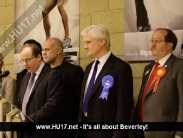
[134,28,183,138]
[42,37,84,138]
[16,41,64,138]
[78,24,133,138]
[15,39,43,102]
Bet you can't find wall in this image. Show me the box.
[0,0,15,78]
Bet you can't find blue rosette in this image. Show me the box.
[99,75,114,100]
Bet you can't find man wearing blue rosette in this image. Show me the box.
[78,24,133,138]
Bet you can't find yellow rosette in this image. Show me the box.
[151,67,166,93]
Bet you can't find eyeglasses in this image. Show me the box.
[149,39,167,44]
[20,57,35,63]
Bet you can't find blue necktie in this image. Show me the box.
[83,60,99,113]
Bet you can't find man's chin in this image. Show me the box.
[87,53,92,57]
[87,53,94,58]
[27,68,33,73]
[27,70,33,73]
[43,59,50,64]
[151,51,156,56]
[45,61,52,64]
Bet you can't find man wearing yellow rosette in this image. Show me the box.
[134,28,183,138]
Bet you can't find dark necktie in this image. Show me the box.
[83,60,100,113]
[22,73,36,115]
[140,62,159,122]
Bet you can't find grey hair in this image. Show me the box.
[81,24,110,49]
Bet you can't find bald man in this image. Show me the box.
[42,38,84,138]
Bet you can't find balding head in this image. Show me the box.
[44,38,63,49]
[42,38,64,68]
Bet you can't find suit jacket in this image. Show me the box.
[134,54,183,138]
[54,60,84,138]
[0,76,16,104]
[15,68,27,103]
[0,76,16,114]
[78,53,133,138]
[16,64,64,138]
[54,60,84,122]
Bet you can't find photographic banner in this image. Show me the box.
[124,0,183,61]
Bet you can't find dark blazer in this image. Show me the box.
[54,60,84,122]
[16,64,64,138]
[78,53,133,138]
[15,69,27,104]
[54,60,84,138]
[134,54,183,138]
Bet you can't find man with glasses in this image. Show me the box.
[15,40,64,138]
[134,28,183,138]
[15,39,43,102]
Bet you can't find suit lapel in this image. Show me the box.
[20,72,30,102]
[57,60,67,74]
[163,54,175,72]
[139,63,154,99]
[30,65,48,97]
[89,54,115,98]
[147,54,175,95]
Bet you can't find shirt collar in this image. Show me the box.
[35,61,45,75]
[156,53,171,66]
[95,51,111,66]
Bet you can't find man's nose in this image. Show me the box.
[84,44,88,49]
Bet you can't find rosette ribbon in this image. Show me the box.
[151,66,166,93]
[99,75,114,100]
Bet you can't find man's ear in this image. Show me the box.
[37,54,42,61]
[168,42,173,50]
[57,47,62,54]
[100,38,106,46]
